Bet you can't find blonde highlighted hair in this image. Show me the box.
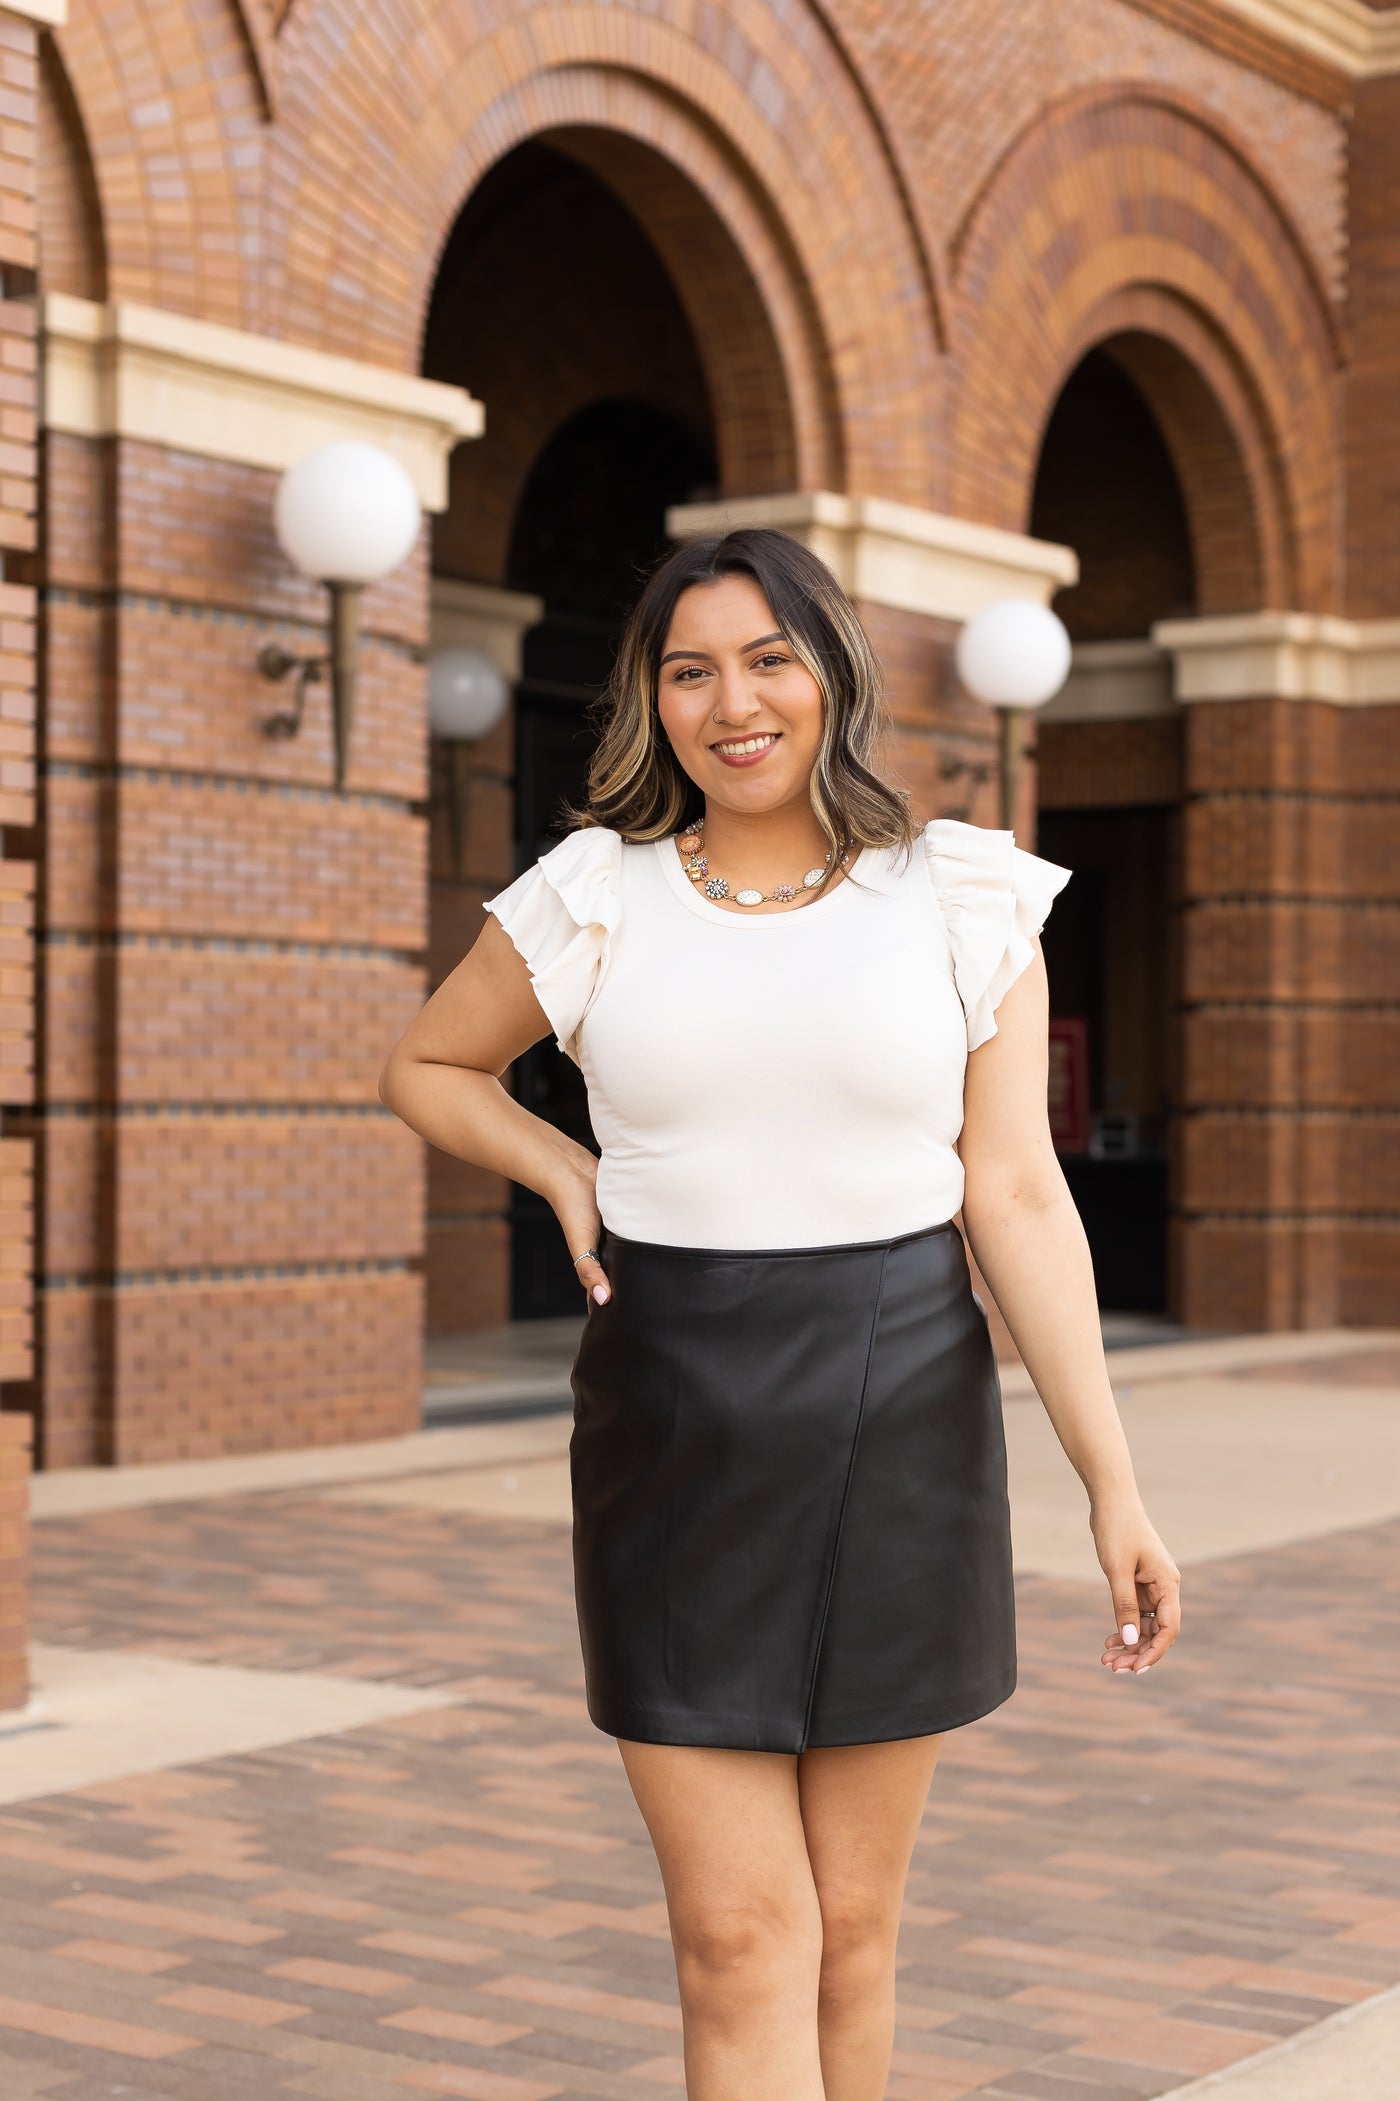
[572,527,918,862]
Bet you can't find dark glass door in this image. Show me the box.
[1036,806,1174,1313]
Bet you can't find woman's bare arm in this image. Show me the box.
[378,916,610,1303]
[958,947,1180,1674]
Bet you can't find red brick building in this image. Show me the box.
[0,0,1395,1467]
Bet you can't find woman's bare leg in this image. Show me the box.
[798,1735,944,2101]
[618,1740,826,2101]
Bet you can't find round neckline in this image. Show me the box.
[653,834,876,926]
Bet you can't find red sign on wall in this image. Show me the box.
[1048,1018,1091,1154]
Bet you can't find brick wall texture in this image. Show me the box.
[0,7,39,1501]
[6,0,1396,1463]
[0,1409,27,1711]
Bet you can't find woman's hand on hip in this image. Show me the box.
[1091,1492,1181,1675]
[549,1151,610,1306]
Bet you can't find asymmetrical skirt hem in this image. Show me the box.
[588,1667,1018,1755]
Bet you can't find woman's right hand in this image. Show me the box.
[551,1152,610,1305]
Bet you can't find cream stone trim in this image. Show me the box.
[41,294,483,512]
[431,578,543,681]
[1,0,67,25]
[1219,0,1400,77]
[667,491,1077,622]
[1154,612,1400,705]
[1040,640,1177,724]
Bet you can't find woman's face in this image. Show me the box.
[656,575,825,816]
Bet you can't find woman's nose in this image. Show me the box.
[711,670,761,724]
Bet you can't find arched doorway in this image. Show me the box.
[421,139,779,1329]
[1030,342,1200,1321]
[505,396,715,1316]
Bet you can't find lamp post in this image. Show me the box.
[259,440,423,790]
[428,646,512,876]
[953,599,1071,833]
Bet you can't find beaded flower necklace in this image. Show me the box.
[676,815,851,907]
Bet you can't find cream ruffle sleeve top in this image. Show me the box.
[485,820,1070,1251]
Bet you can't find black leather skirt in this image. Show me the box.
[569,1219,1015,1753]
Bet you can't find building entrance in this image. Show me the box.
[506,399,715,1317]
[1031,343,1195,1314]
[422,140,725,1325]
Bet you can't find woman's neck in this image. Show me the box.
[695,801,832,887]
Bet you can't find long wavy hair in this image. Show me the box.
[571,528,917,864]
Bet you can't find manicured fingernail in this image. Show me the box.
[592,1285,609,1304]
[1121,1624,1139,1645]
[1137,1663,1152,1674]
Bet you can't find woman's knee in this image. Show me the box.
[815,1887,900,2005]
[673,1884,823,2009]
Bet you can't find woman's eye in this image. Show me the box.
[753,653,788,669]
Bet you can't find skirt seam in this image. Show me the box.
[798,1241,891,1754]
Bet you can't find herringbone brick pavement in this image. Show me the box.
[2,1460,1398,2097]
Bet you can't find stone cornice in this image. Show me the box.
[1042,641,1177,723]
[0,0,67,24]
[41,296,483,512]
[430,579,543,681]
[667,492,1077,623]
[1220,0,1400,77]
[1154,612,1400,703]
[1122,0,1399,98]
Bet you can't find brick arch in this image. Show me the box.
[267,2,942,501]
[948,89,1342,611]
[425,141,727,584]
[38,32,107,302]
[515,124,805,502]
[51,0,267,330]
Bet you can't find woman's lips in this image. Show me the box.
[710,732,780,768]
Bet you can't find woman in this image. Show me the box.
[380,528,1181,2101]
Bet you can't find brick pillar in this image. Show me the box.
[1159,617,1400,1332]
[34,435,432,1464]
[0,7,39,1441]
[1338,70,1400,1325]
[425,579,539,1335]
[0,1409,29,1712]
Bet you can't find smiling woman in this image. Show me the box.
[378,527,1181,2101]
[579,532,913,897]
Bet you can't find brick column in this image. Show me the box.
[33,298,480,1462]
[425,579,539,1335]
[0,5,40,1442]
[0,1409,28,1712]
[1157,617,1400,1331]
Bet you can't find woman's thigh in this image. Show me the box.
[797,1735,944,1930]
[617,1740,823,1955]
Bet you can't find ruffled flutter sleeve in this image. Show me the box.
[484,826,622,1063]
[924,819,1070,1052]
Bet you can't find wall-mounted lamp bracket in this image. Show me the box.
[258,642,325,743]
[938,750,996,825]
[255,581,362,790]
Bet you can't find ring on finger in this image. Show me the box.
[571,1247,600,1268]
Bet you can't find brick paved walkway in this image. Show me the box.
[1,1464,1396,2101]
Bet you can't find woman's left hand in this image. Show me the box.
[1091,1493,1181,1675]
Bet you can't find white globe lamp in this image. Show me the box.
[429,648,513,876]
[261,442,424,790]
[274,441,422,587]
[429,647,510,743]
[954,599,1071,830]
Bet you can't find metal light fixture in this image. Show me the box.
[259,440,423,789]
[429,646,511,875]
[953,598,1072,830]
